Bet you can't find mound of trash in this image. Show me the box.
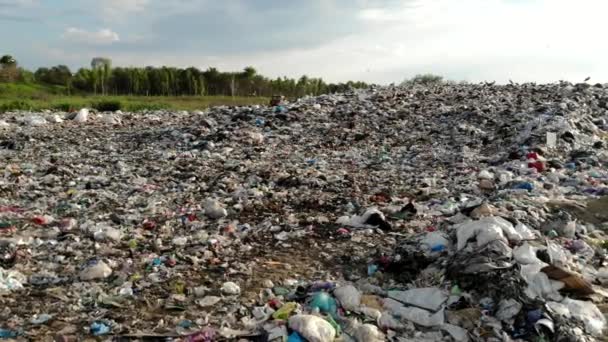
[1,82,608,341]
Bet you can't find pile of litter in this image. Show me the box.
[1,82,608,341]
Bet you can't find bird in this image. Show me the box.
[584,76,591,82]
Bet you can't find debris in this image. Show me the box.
[2,83,608,340]
[0,268,26,292]
[548,298,607,337]
[441,324,470,342]
[0,329,19,339]
[495,298,522,321]
[79,260,112,281]
[30,314,53,325]
[541,265,594,295]
[352,323,384,342]
[196,296,222,307]
[204,200,228,219]
[90,321,111,336]
[221,281,241,295]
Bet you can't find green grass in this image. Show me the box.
[0,83,268,112]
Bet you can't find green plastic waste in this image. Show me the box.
[324,315,341,335]
[272,302,297,320]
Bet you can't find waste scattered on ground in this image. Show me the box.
[1,82,608,340]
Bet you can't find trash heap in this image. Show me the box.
[1,82,608,341]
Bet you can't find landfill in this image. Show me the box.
[1,82,608,341]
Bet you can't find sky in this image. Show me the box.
[0,0,607,84]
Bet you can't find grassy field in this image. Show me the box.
[0,83,268,112]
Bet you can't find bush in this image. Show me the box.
[52,102,79,112]
[93,100,122,112]
[125,102,168,112]
[0,100,33,112]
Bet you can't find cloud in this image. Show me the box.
[0,0,38,20]
[0,13,34,21]
[0,0,37,7]
[10,0,608,85]
[100,0,148,19]
[62,27,120,45]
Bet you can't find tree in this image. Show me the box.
[402,74,444,86]
[26,60,367,98]
[35,65,72,86]
[18,68,34,83]
[297,75,310,97]
[0,54,19,82]
[73,68,95,92]
[0,55,16,66]
[91,57,112,95]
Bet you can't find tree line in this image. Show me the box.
[1,55,368,97]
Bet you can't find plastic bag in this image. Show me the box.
[513,222,536,240]
[74,108,89,123]
[288,315,336,342]
[383,298,444,327]
[547,241,572,267]
[522,267,563,301]
[352,323,384,342]
[420,232,450,251]
[513,243,543,265]
[79,260,112,281]
[334,284,361,311]
[455,217,509,250]
[495,298,522,321]
[387,287,447,311]
[0,268,26,293]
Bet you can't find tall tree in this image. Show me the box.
[0,55,19,82]
[91,57,112,95]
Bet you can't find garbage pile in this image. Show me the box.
[1,82,608,341]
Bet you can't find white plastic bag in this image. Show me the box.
[478,170,494,180]
[289,315,336,342]
[74,108,89,123]
[513,222,537,240]
[523,269,563,301]
[79,260,112,281]
[456,217,509,250]
[388,287,447,311]
[383,298,444,327]
[352,323,384,342]
[547,241,571,266]
[336,208,385,229]
[513,243,542,265]
[334,284,361,311]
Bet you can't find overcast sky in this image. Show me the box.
[1,0,606,84]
